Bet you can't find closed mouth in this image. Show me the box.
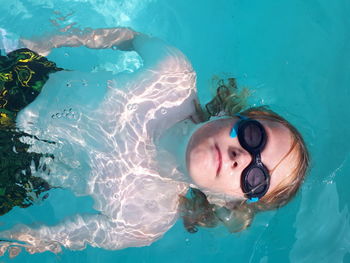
[215,144,222,177]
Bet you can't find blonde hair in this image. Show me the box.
[180,78,310,233]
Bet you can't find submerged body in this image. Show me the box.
[0,29,197,253]
[0,28,309,257]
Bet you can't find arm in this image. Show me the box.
[20,27,137,56]
[0,213,159,256]
[21,27,199,122]
[21,27,193,72]
[0,173,183,256]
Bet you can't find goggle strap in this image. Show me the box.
[247,197,259,204]
[235,113,249,120]
[230,114,249,138]
[230,122,240,138]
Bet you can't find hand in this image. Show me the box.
[19,38,53,56]
[0,227,62,258]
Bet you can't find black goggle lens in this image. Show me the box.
[245,167,268,194]
[243,122,263,148]
[238,120,267,152]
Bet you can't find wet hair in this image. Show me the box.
[180,78,310,233]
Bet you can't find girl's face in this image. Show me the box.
[186,117,298,199]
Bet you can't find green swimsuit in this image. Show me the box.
[0,48,62,215]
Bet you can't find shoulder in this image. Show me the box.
[117,175,187,235]
[155,47,194,75]
[133,34,194,75]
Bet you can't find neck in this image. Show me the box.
[155,118,204,183]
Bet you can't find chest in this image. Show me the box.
[107,69,197,141]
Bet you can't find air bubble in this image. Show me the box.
[112,46,118,50]
[132,104,138,110]
[106,181,112,188]
[82,80,88,87]
[64,52,69,57]
[127,104,133,110]
[63,109,69,117]
[55,113,62,119]
[60,108,75,119]
[66,82,72,87]
[161,108,167,115]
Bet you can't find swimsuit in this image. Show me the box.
[0,48,62,215]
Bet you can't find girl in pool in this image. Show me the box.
[0,27,309,256]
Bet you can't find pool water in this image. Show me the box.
[1,0,350,262]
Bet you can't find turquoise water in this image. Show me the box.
[1,0,350,262]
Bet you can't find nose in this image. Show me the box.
[228,148,252,171]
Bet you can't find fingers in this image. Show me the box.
[8,246,22,258]
[0,242,26,258]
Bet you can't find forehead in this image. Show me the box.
[258,119,297,192]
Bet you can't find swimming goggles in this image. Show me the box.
[230,115,270,203]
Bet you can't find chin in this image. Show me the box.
[186,144,217,185]
[187,165,215,190]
